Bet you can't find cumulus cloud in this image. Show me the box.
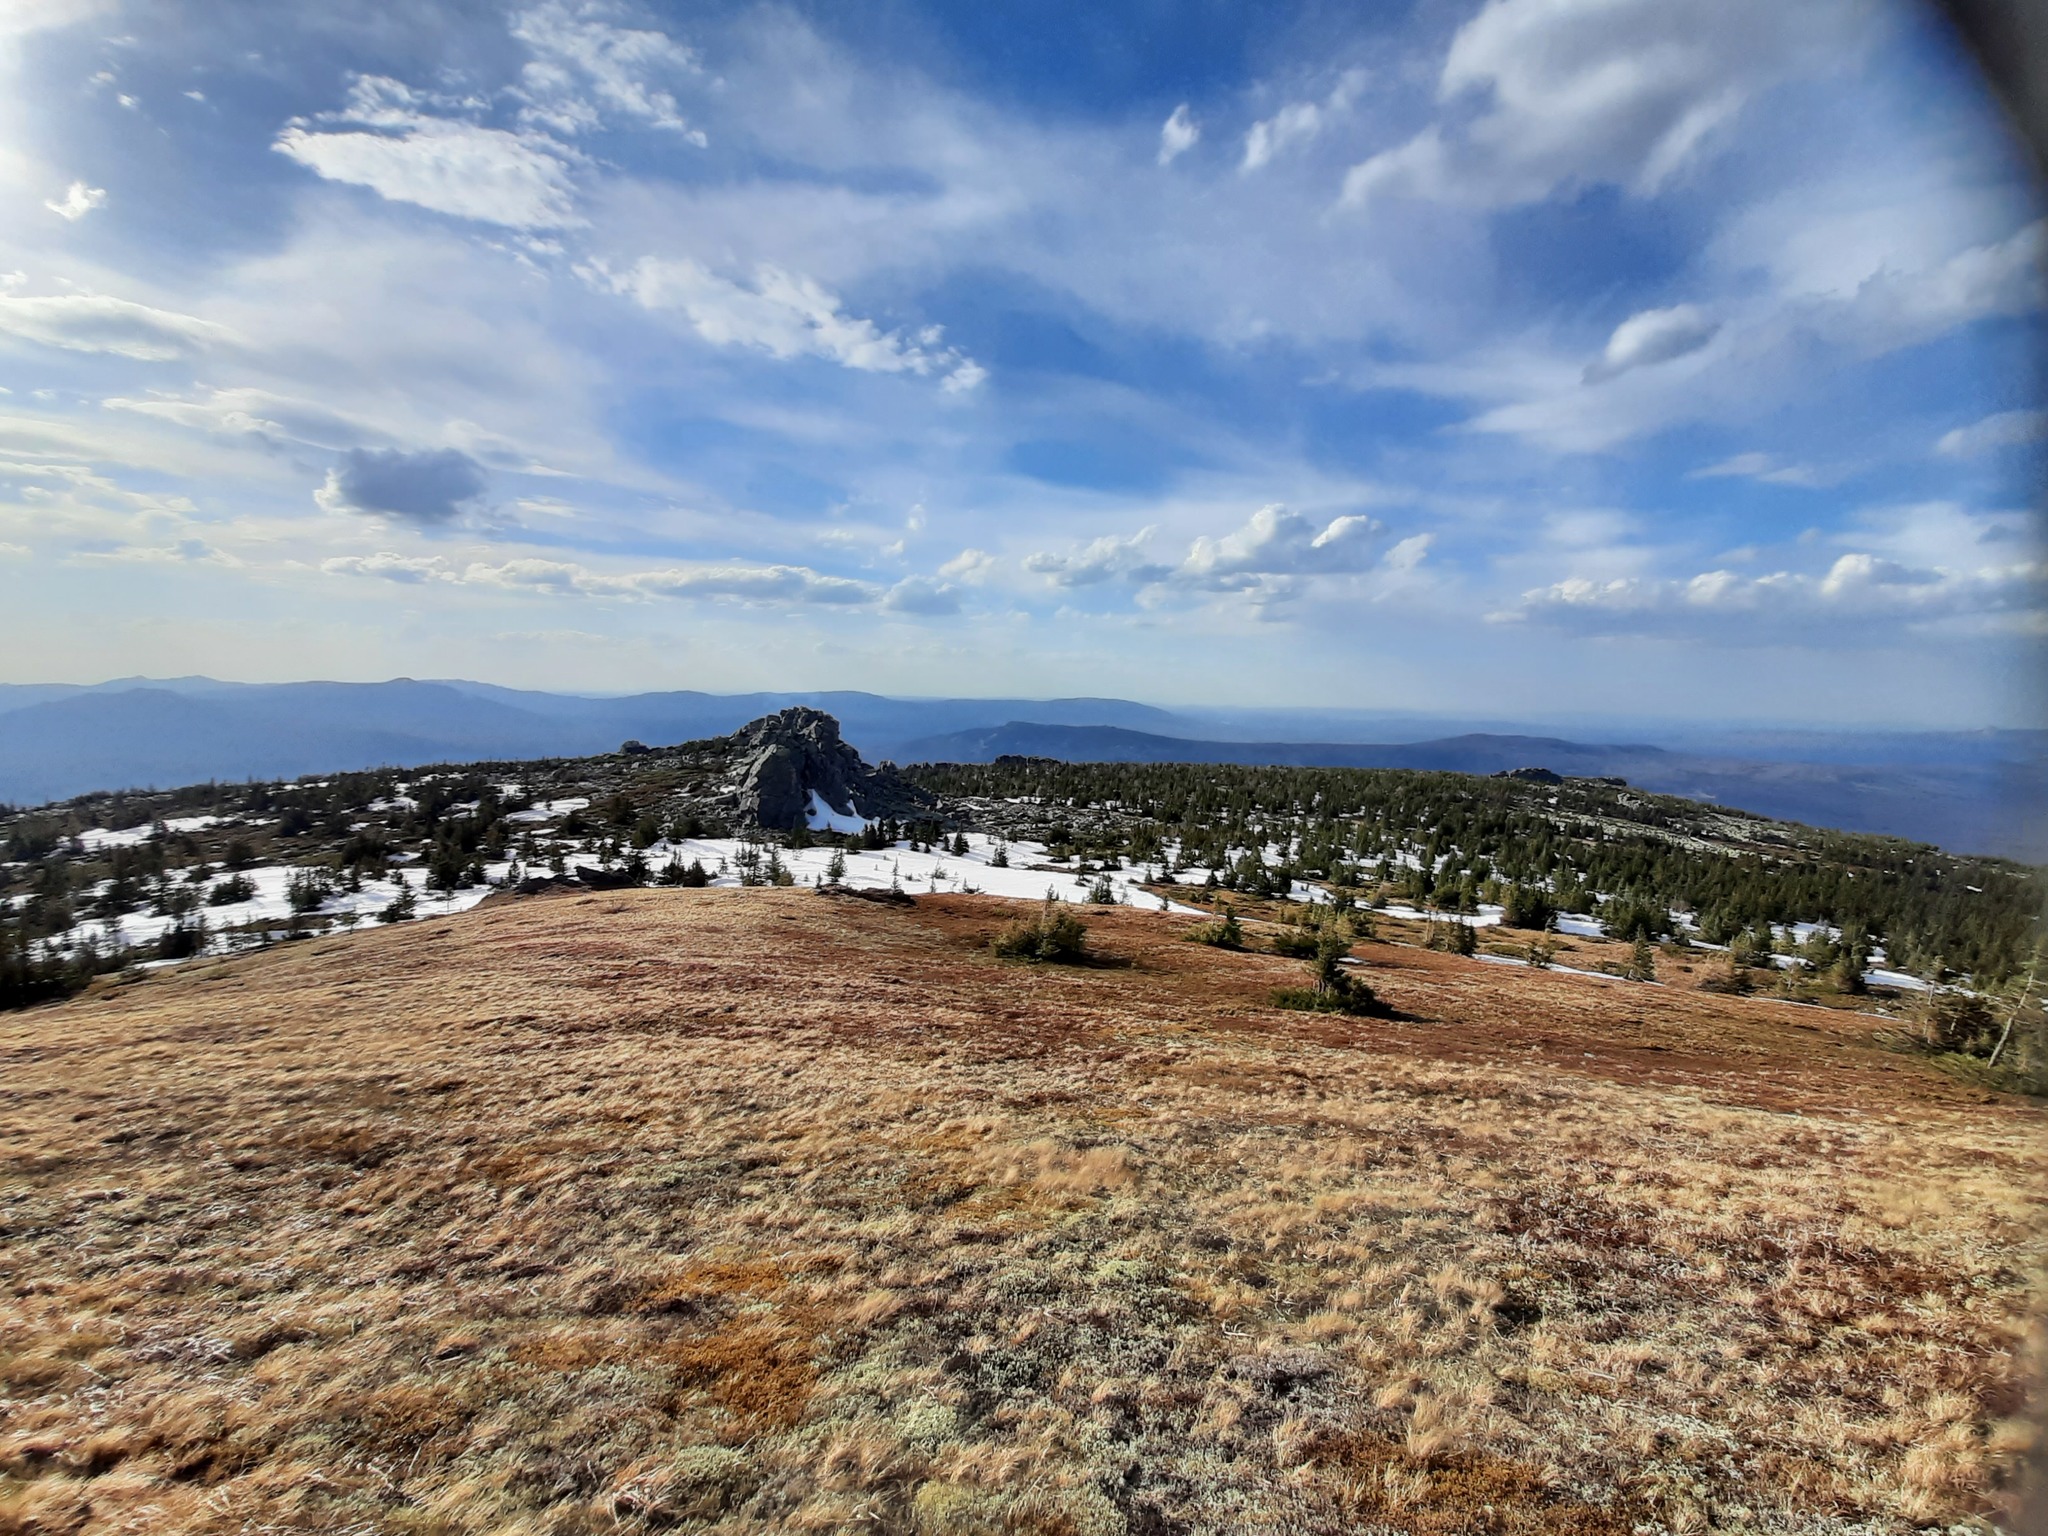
[0,293,232,360]
[275,76,581,229]
[511,0,705,141]
[939,547,996,582]
[315,447,489,524]
[1583,305,1718,382]
[1341,0,1865,208]
[45,182,106,220]
[319,552,452,583]
[882,576,961,615]
[1025,505,1388,605]
[1024,528,1168,588]
[1503,551,2042,640]
[604,258,985,388]
[1178,504,1382,590]
[1158,103,1199,166]
[1937,409,2048,458]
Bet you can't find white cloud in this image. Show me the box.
[1024,505,1387,605]
[275,76,581,229]
[276,119,579,230]
[1341,0,1868,208]
[882,576,961,615]
[0,0,109,41]
[511,0,706,141]
[1158,103,1199,166]
[1024,528,1167,588]
[319,552,453,584]
[1691,451,1827,487]
[1937,409,2048,458]
[605,257,984,387]
[939,547,996,582]
[1178,504,1382,589]
[1583,304,1717,381]
[0,293,232,359]
[102,386,374,451]
[1504,550,2043,640]
[1243,71,1364,173]
[1243,103,1322,173]
[1383,219,2047,455]
[45,181,105,220]
[321,549,896,608]
[1381,532,1433,573]
[1815,219,2046,355]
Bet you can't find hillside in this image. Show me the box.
[0,888,2037,1534]
[898,722,2048,860]
[4,711,2041,1033]
[1,680,2041,859]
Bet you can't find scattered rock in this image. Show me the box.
[817,883,915,907]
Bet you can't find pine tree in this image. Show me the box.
[1628,936,1657,982]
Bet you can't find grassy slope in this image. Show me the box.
[0,890,2041,1535]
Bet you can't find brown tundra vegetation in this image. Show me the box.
[0,888,2041,1535]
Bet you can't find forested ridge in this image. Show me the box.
[908,759,2044,984]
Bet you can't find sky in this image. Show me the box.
[0,0,2042,726]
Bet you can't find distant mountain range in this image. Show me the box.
[0,677,2039,859]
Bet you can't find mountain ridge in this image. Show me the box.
[0,678,2039,858]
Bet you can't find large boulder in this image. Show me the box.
[730,708,879,829]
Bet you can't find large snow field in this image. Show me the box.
[45,862,506,958]
[559,830,1209,915]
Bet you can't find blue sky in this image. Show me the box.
[0,0,2041,725]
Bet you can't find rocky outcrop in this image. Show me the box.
[727,708,932,830]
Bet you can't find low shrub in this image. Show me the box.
[993,894,1089,963]
[1274,931,1388,1017]
[1424,919,1476,956]
[1184,906,1245,949]
[209,873,257,906]
[1272,983,1383,1017]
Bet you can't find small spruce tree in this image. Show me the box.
[1628,935,1657,982]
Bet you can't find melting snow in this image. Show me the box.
[805,792,870,835]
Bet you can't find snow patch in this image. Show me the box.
[805,791,869,835]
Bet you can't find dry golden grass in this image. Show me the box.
[0,887,2041,1534]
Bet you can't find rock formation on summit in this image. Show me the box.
[726,708,932,830]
